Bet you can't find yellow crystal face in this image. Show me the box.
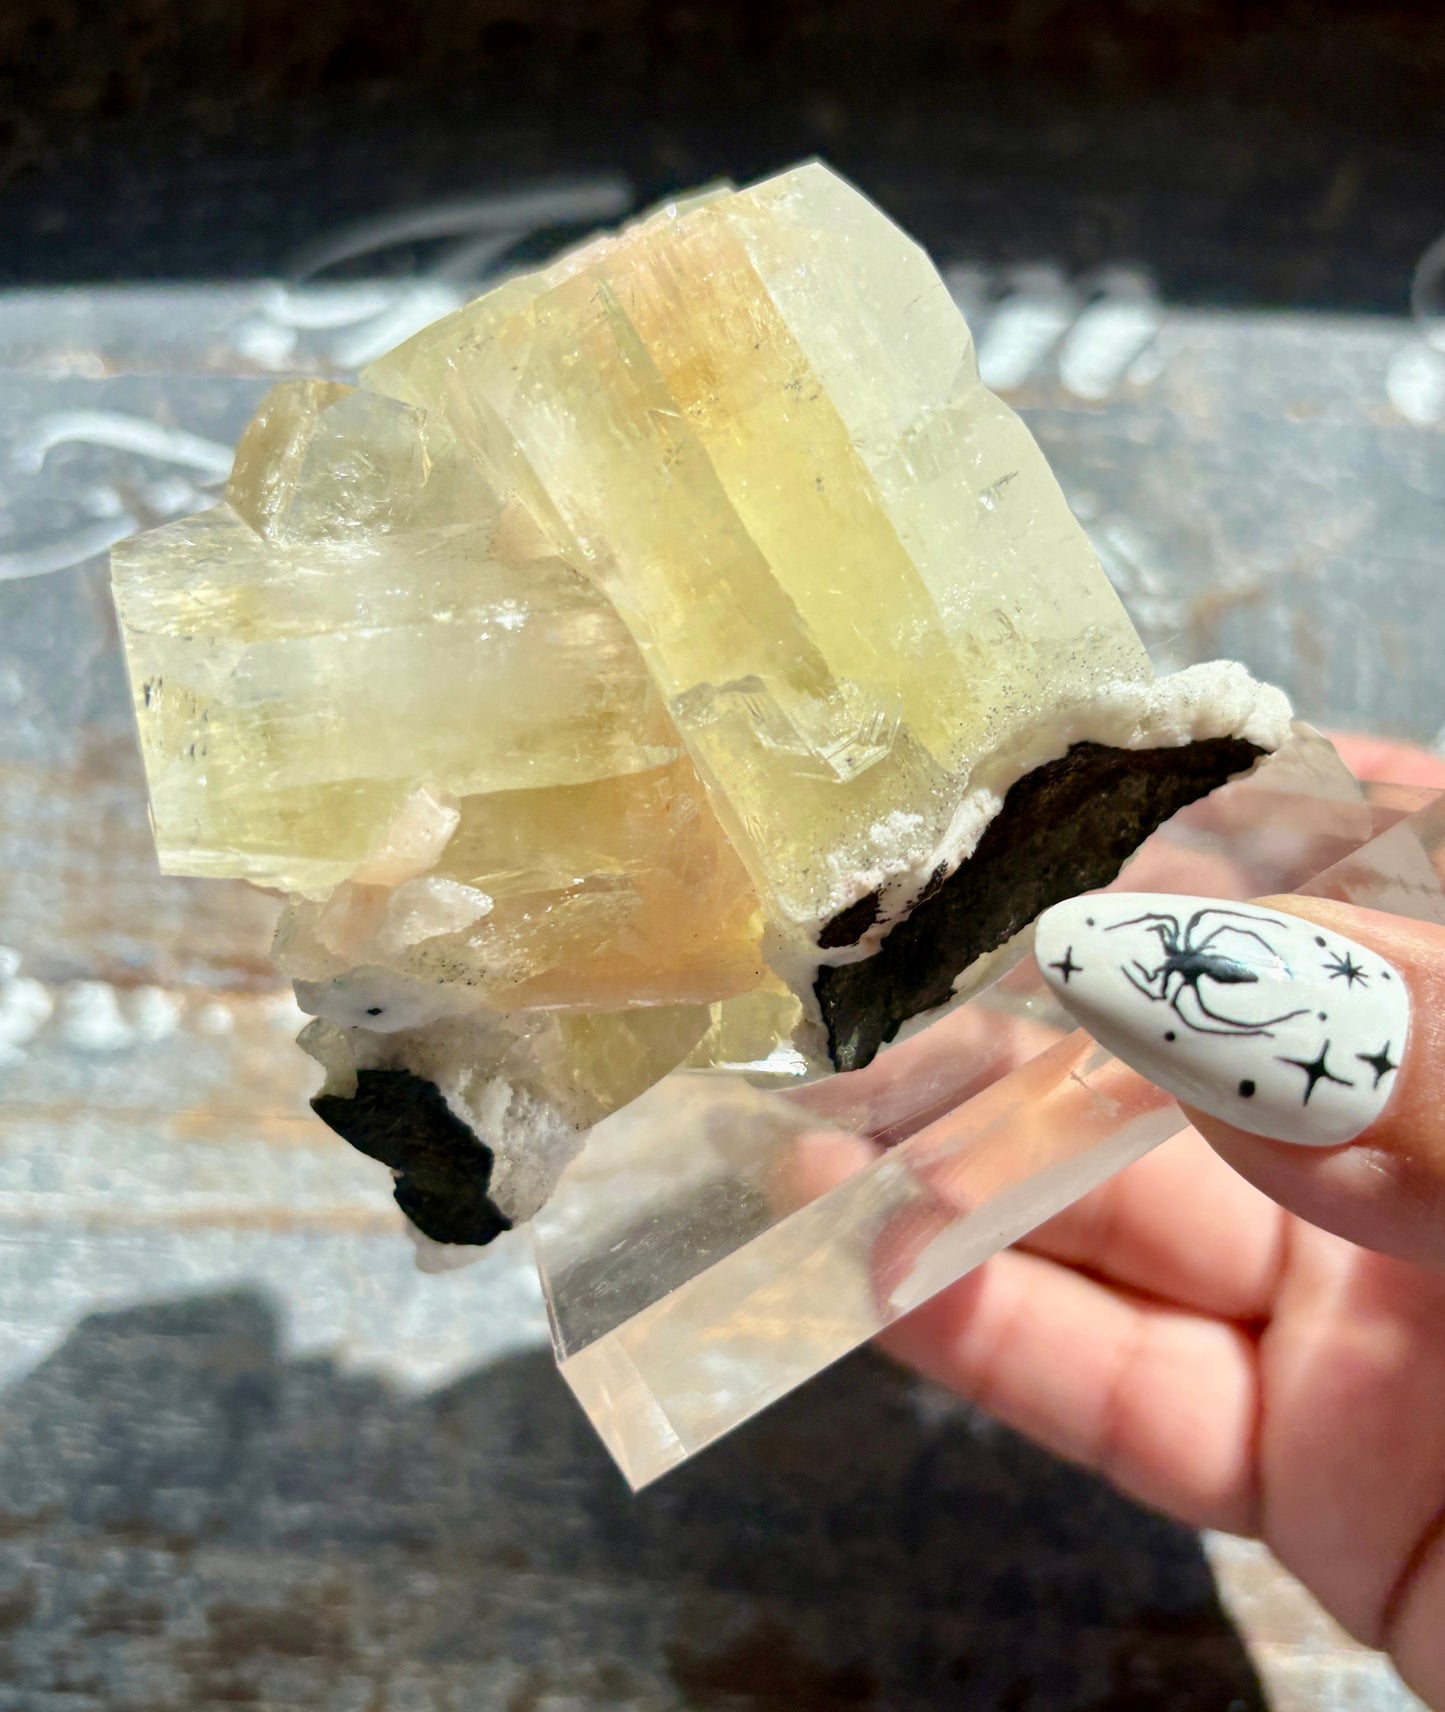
[364,162,1150,936]
[114,165,1151,961]
[113,382,757,988]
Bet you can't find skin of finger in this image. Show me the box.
[875,738,1445,1666]
[903,1035,1176,1215]
[1389,1508,1445,1711]
[771,1127,882,1216]
[799,1043,1138,1322]
[880,1160,1445,1674]
[868,1197,974,1317]
[1184,897,1445,1270]
[881,1249,1259,1533]
[1022,1126,1288,1322]
[847,1038,1215,1340]
[1327,732,1445,789]
[1105,838,1247,902]
[1259,1235,1445,1664]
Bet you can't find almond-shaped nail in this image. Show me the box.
[1035,893,1410,1147]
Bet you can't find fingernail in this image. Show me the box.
[1035,893,1410,1147]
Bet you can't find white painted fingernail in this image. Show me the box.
[1035,894,1410,1147]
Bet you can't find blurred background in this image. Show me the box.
[0,3,1442,1706]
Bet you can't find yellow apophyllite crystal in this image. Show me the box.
[113,379,763,1008]
[364,161,1151,939]
[111,162,1291,1245]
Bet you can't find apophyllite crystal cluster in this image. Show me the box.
[112,163,1289,1246]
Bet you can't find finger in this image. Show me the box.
[1107,831,1251,902]
[1257,1240,1445,1659]
[1325,731,1445,789]
[1022,1125,1287,1321]
[1038,892,1445,1269]
[880,1248,1259,1534]
[788,1090,1289,1322]
[808,1030,1178,1334]
[771,1125,881,1214]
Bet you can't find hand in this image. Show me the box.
[882,734,1445,1708]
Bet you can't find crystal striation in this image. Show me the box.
[110,162,1291,1243]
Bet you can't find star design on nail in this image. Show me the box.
[1276,1040,1355,1106]
[1324,951,1368,988]
[1048,946,1082,984]
[1354,1042,1399,1090]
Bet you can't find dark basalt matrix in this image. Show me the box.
[817,737,1265,1072]
[313,1070,512,1246]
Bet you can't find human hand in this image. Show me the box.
[881,734,1445,1708]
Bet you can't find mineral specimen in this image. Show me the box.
[111,161,1290,1244]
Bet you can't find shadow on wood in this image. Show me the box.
[0,1288,1265,1709]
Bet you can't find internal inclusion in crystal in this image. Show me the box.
[110,161,1292,1242]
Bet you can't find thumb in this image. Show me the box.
[1036,893,1445,1269]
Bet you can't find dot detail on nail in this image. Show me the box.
[1238,1079,1256,1098]
[1164,1030,1176,1042]
[1315,936,1327,947]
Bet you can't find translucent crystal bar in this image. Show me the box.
[533,730,1445,1487]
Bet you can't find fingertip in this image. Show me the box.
[1039,890,1445,1268]
[1037,891,1410,1149]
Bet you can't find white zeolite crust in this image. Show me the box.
[769,660,1294,982]
[1092,659,1293,754]
[925,659,1294,914]
[451,1073,586,1226]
